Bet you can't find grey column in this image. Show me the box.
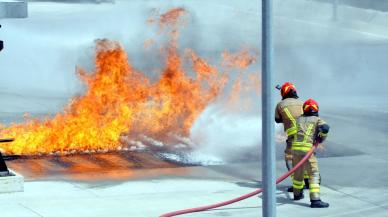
[261,0,276,217]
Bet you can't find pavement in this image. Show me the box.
[1,98,387,217]
[1,1,388,217]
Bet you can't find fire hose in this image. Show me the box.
[160,142,319,217]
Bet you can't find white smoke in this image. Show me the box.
[188,104,261,162]
[1,0,387,164]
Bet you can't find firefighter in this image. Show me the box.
[275,82,309,191]
[292,99,330,208]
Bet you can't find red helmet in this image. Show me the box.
[303,98,319,113]
[280,82,297,97]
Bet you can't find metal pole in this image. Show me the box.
[261,0,276,217]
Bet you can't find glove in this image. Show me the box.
[316,124,330,143]
[316,133,324,143]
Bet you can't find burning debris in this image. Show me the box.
[0,8,257,157]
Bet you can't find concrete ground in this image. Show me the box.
[1,1,388,217]
[1,98,388,217]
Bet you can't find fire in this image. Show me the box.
[0,8,256,155]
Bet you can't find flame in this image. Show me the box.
[222,50,256,70]
[222,50,259,110]
[0,8,256,155]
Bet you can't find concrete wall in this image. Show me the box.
[315,0,388,12]
[0,1,28,18]
[277,0,388,31]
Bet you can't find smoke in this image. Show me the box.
[1,0,387,162]
[165,0,388,164]
[0,0,261,94]
[0,2,154,97]
[188,104,261,164]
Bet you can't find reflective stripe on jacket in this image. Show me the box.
[291,115,328,153]
[275,98,303,137]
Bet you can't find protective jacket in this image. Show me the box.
[291,115,329,154]
[275,98,304,137]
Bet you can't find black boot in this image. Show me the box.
[304,179,310,189]
[310,200,329,208]
[293,193,304,201]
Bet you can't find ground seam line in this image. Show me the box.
[18,203,44,217]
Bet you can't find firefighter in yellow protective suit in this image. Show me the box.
[292,98,330,208]
[275,82,309,192]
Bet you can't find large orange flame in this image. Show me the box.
[0,8,255,155]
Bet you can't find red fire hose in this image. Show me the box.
[160,142,319,217]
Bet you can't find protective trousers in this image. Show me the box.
[292,154,320,200]
[286,139,309,179]
[285,138,293,170]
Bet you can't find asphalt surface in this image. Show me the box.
[1,95,387,217]
[1,1,388,217]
